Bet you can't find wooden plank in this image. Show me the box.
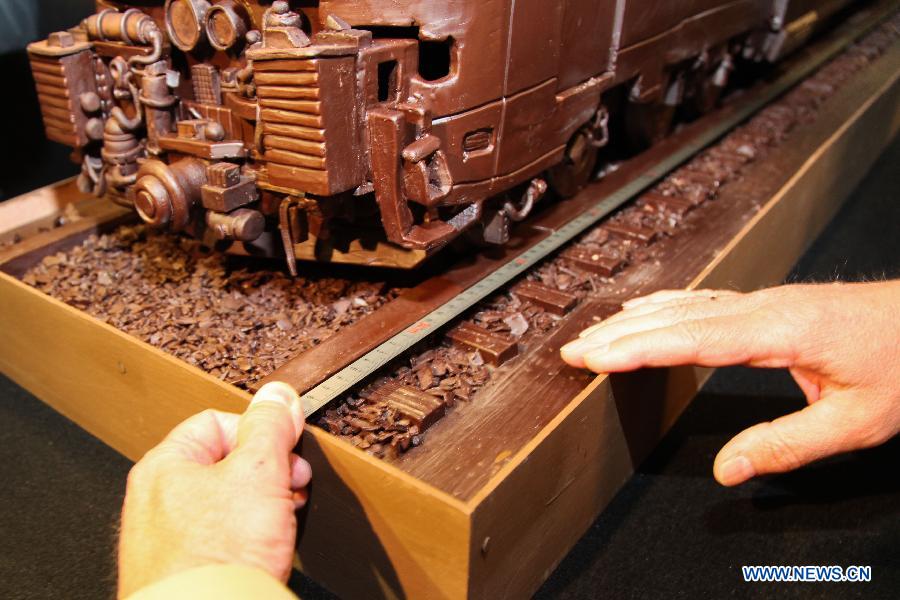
[296,428,471,600]
[0,207,134,278]
[0,178,82,238]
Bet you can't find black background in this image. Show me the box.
[1,2,898,598]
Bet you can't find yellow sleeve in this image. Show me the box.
[127,564,298,600]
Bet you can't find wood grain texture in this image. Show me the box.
[0,178,81,239]
[297,427,471,600]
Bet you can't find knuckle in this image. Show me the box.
[126,459,156,491]
[676,319,709,350]
[756,423,805,471]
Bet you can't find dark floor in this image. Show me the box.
[1,137,898,599]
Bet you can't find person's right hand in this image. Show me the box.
[560,280,900,486]
[118,382,311,598]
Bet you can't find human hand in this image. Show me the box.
[117,382,312,598]
[561,281,900,486]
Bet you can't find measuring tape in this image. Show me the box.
[297,21,874,418]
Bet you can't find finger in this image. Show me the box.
[713,395,869,486]
[578,314,797,373]
[577,291,749,340]
[149,409,240,465]
[235,382,305,460]
[622,288,740,309]
[573,298,747,352]
[289,452,312,491]
[563,298,753,368]
[292,489,309,510]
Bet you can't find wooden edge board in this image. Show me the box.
[0,272,251,460]
[0,176,79,236]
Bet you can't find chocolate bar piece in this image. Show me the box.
[361,380,445,431]
[513,281,578,315]
[447,322,518,366]
[560,247,625,277]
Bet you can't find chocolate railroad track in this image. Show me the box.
[265,4,900,423]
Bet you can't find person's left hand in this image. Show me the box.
[117,382,312,598]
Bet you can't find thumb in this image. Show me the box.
[713,396,863,486]
[235,382,305,460]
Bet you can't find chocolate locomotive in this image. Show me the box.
[27,0,854,272]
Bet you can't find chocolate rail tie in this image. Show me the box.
[640,192,696,218]
[447,322,518,366]
[512,281,578,315]
[559,247,626,277]
[602,222,659,246]
[360,380,445,432]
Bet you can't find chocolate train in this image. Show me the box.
[28,0,854,272]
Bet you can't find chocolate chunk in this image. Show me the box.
[602,222,659,246]
[512,281,578,316]
[361,380,445,432]
[559,247,625,277]
[447,322,518,366]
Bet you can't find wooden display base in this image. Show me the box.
[1,35,899,600]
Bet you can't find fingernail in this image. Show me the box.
[578,323,604,338]
[253,382,304,433]
[561,339,590,355]
[253,381,297,408]
[717,455,755,486]
[583,347,611,370]
[622,296,650,308]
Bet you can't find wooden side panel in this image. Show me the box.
[467,377,633,600]
[298,428,471,600]
[0,178,83,242]
[0,274,250,461]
